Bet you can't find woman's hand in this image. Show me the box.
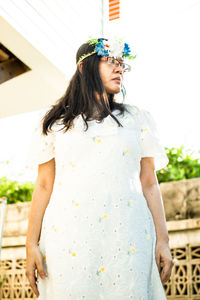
[25,160,55,297]
[25,244,47,297]
[155,240,174,284]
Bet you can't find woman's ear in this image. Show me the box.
[78,62,83,73]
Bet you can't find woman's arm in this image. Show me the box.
[26,158,55,246]
[140,157,174,283]
[140,157,169,242]
[25,158,55,297]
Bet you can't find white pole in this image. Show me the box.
[101,0,104,37]
[0,197,7,260]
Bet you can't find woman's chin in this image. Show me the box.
[107,86,121,94]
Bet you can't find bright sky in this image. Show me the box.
[0,0,200,183]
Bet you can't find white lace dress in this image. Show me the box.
[26,103,169,300]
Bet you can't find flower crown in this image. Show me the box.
[77,38,136,65]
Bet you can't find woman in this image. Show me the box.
[25,38,174,299]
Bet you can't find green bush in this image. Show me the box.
[0,146,199,204]
[0,176,34,204]
[0,274,7,287]
[157,145,200,183]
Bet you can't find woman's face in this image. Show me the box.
[99,56,124,94]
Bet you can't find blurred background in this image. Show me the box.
[0,0,200,182]
[0,1,200,299]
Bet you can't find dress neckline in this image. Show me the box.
[80,108,121,123]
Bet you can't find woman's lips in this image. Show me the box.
[112,78,121,83]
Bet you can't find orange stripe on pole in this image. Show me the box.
[109,6,120,13]
[109,0,120,21]
[109,15,120,21]
[109,0,119,4]
[110,0,119,3]
[110,1,119,6]
[109,2,119,9]
[109,11,120,17]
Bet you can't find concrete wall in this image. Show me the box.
[1,178,200,299]
[1,178,200,258]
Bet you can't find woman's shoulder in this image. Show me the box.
[122,104,156,130]
[124,103,144,115]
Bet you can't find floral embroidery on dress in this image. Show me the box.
[98,214,108,222]
[127,199,135,207]
[127,247,136,255]
[25,104,168,299]
[122,148,131,156]
[96,267,105,276]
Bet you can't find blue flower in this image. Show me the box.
[124,43,131,56]
[95,40,109,57]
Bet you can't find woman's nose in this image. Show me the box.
[114,64,123,74]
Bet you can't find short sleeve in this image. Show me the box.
[25,118,56,171]
[139,109,169,171]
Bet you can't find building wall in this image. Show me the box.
[0,0,103,77]
[0,0,103,117]
[0,17,67,118]
[1,178,200,299]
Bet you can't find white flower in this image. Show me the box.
[106,38,124,58]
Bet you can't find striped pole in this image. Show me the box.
[109,0,120,21]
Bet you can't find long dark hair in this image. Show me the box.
[41,38,129,135]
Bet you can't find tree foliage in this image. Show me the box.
[0,146,199,203]
[157,145,200,183]
[0,176,34,204]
